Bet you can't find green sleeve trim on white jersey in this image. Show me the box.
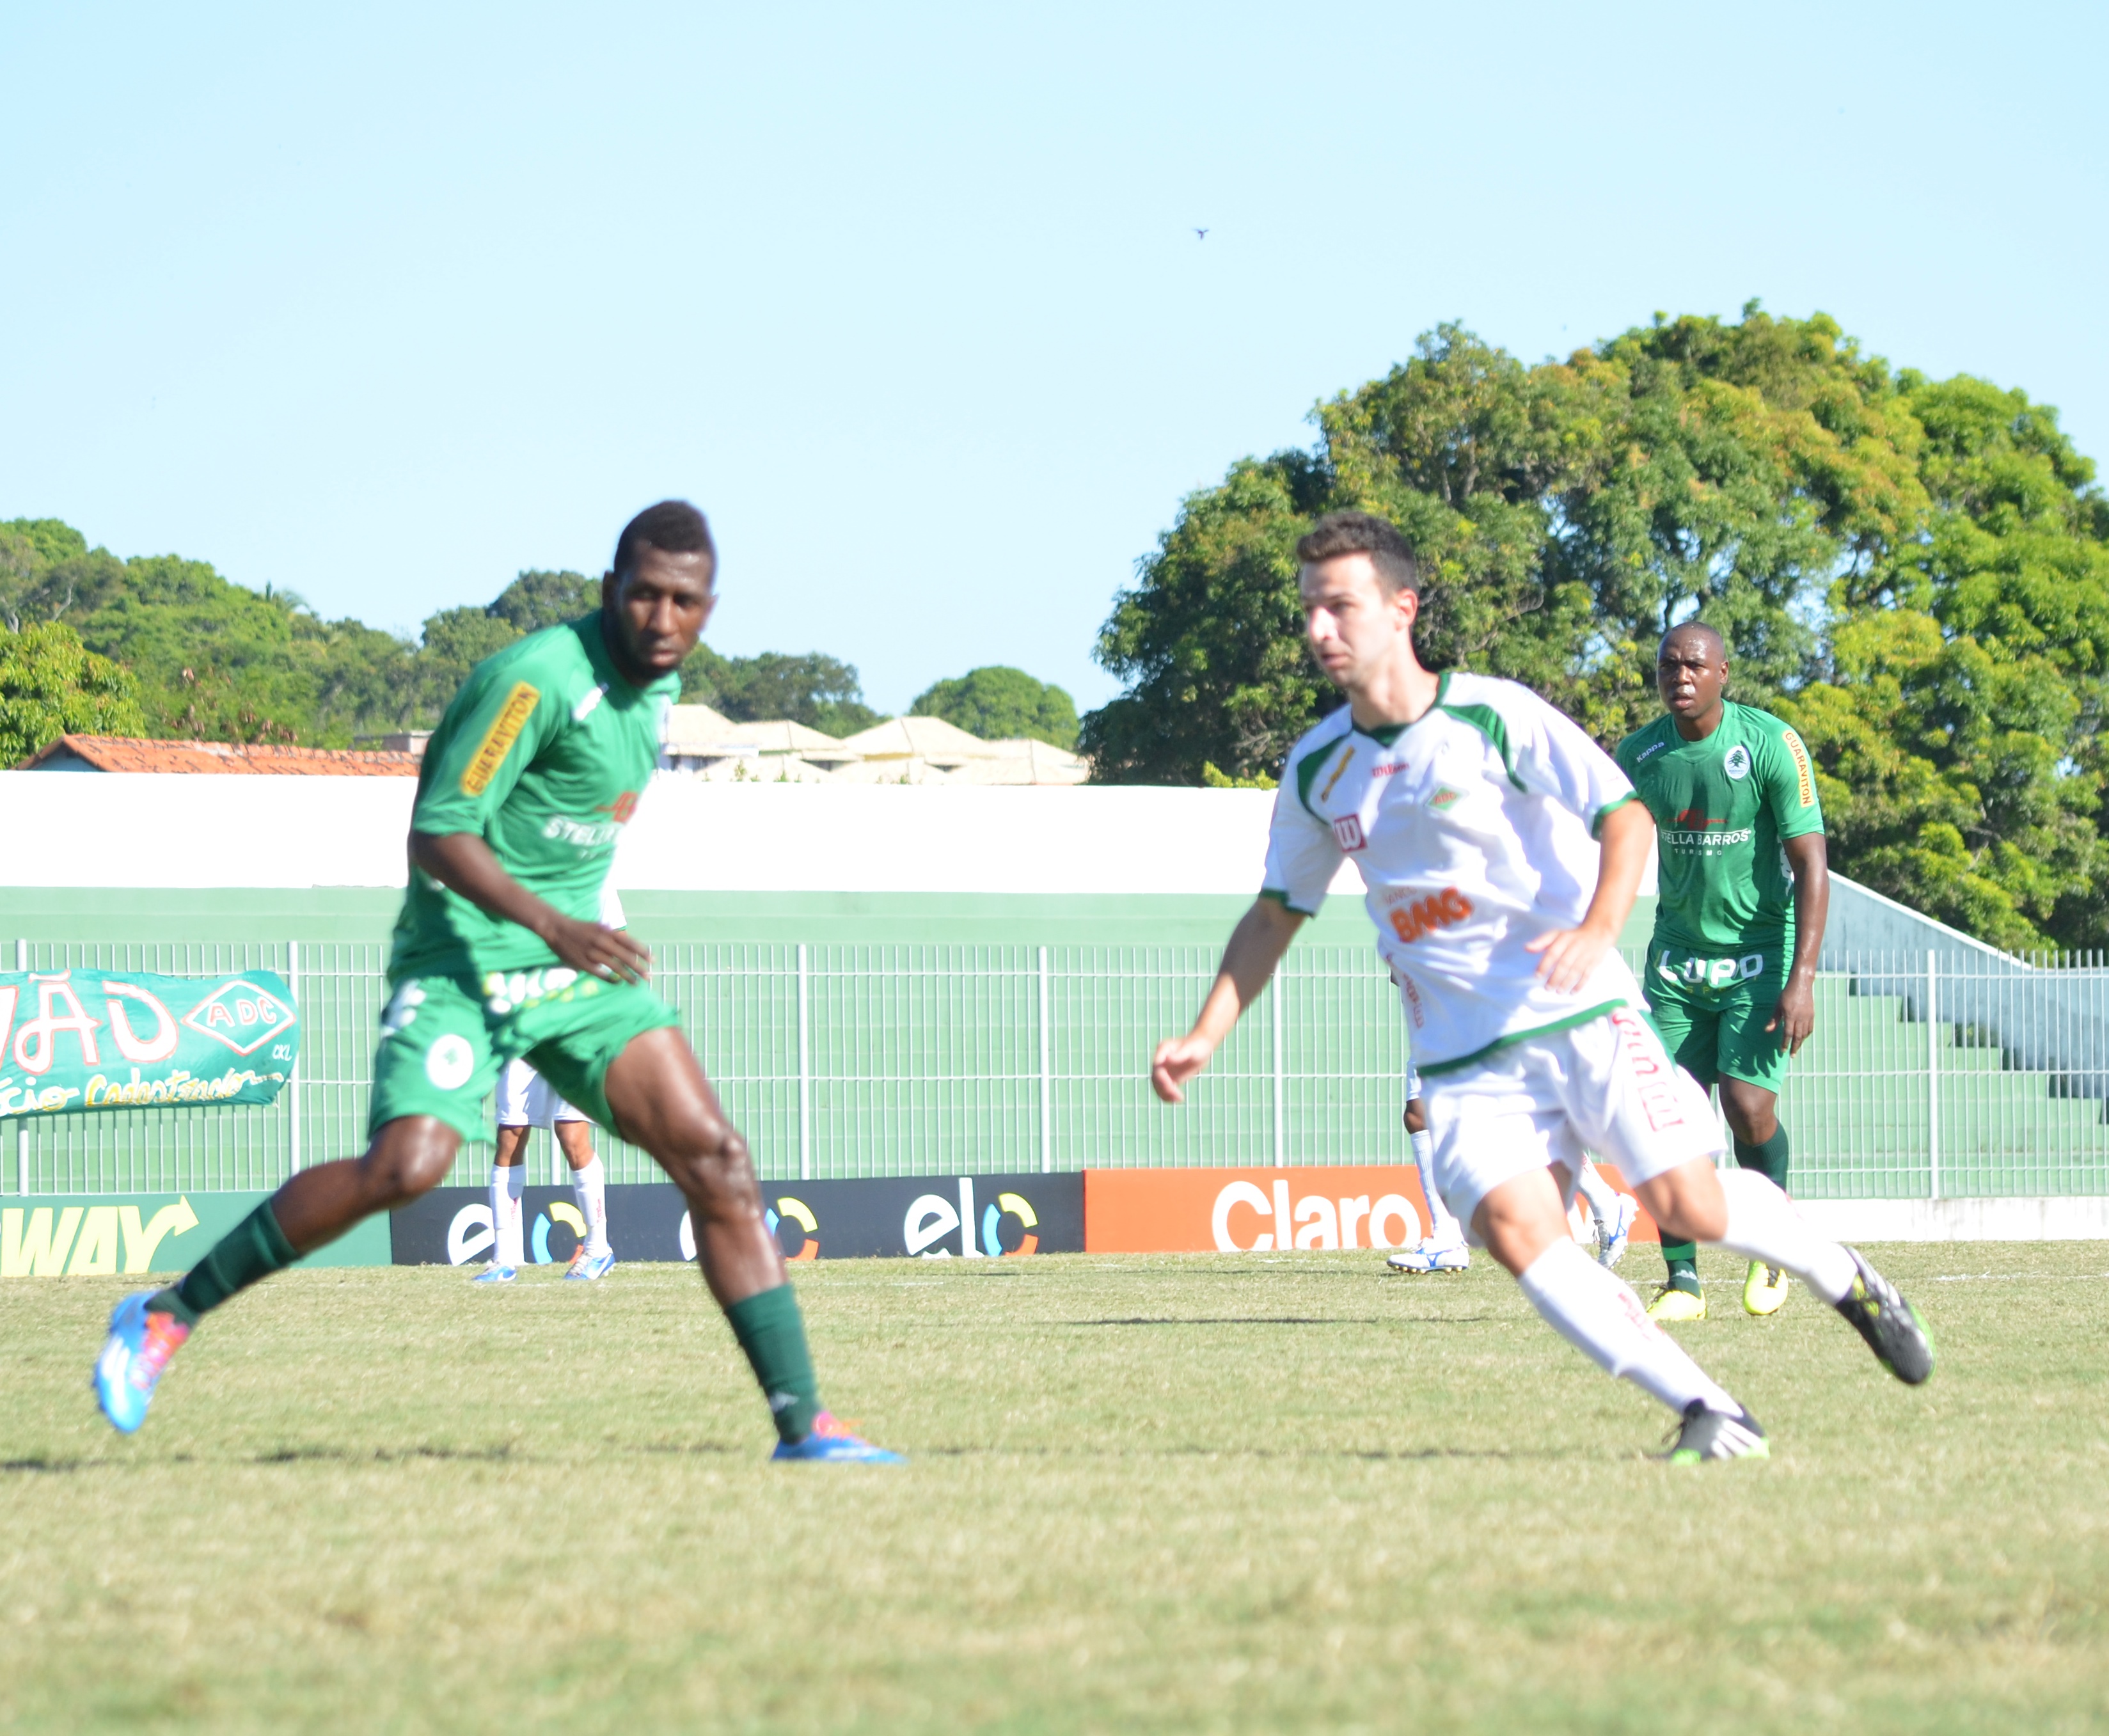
[1292,730,1353,819]
[1591,791,1642,837]
[1258,887,1318,918]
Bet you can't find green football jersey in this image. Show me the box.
[388,615,678,981]
[1614,700,1824,954]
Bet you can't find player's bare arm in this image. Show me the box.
[1769,830,1829,1053]
[409,828,651,982]
[1525,798,1652,995]
[1152,896,1303,1103]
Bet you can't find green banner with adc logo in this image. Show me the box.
[0,969,299,1119]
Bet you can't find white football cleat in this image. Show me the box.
[1385,1238,1470,1274]
[1597,1194,1639,1268]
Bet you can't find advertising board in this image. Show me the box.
[0,1191,388,1277]
[388,1172,1085,1266]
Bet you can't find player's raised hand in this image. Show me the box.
[1767,973,1817,1055]
[1151,1033,1216,1104]
[549,917,652,984]
[1525,919,1616,996]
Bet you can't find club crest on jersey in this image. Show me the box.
[1427,785,1463,812]
[1332,814,1367,851]
[1723,744,1751,781]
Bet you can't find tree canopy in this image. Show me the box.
[1083,306,2109,952]
[910,665,1078,747]
[0,621,148,765]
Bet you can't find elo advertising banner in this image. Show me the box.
[389,1172,1086,1267]
[0,969,300,1119]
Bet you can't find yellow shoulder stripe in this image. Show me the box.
[461,681,540,795]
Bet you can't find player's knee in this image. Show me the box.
[360,1126,457,1206]
[668,1120,760,1215]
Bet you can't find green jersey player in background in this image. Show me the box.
[1615,621,1828,1323]
[95,500,899,1462]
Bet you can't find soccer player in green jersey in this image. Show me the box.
[1615,621,1828,1323]
[93,501,900,1462]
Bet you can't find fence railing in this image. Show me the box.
[7,938,2108,1198]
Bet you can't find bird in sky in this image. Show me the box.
[1193,227,1208,240]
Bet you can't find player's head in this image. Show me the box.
[603,500,716,683]
[1657,620,1728,720]
[1295,512,1425,693]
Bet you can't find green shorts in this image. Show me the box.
[1642,938,1791,1094]
[368,965,681,1143]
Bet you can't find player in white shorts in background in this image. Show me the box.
[474,1059,615,1282]
[1386,1062,1638,1274]
[474,880,628,1283]
[1155,511,1932,1460]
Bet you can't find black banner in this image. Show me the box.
[389,1172,1083,1267]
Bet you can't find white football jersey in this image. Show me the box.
[1262,670,1643,1073]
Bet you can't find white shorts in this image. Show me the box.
[1405,1064,1423,1103]
[1421,1006,1723,1243]
[494,1058,588,1129]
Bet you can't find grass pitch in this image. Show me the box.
[2,1243,2105,1735]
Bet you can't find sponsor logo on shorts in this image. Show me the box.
[461,682,540,795]
[1657,951,1766,990]
[1332,814,1367,851]
[1387,887,1473,944]
[480,968,588,1016]
[425,1034,475,1090]
[1611,1007,1686,1132]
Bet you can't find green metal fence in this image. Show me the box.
[7,938,2108,1197]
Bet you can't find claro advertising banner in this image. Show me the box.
[1079,1165,1655,1253]
[0,969,300,1119]
[389,1173,1086,1267]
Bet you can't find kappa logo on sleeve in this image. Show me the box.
[461,682,541,795]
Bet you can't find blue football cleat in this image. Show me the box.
[565,1249,616,1282]
[94,1291,190,1435]
[471,1264,518,1284]
[771,1412,904,1464]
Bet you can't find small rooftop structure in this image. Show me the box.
[17,736,423,776]
[835,715,997,768]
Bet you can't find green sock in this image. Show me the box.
[1734,1126,1791,1190]
[725,1284,822,1443]
[147,1201,299,1326]
[1660,1249,1701,1293]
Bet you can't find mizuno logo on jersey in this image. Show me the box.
[461,682,539,795]
[1386,888,1473,943]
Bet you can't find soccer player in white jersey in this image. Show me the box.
[1154,512,1932,1460]
[474,879,629,1284]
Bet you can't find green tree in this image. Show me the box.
[1084,308,2109,952]
[0,622,148,764]
[910,665,1078,747]
[683,647,882,737]
[488,569,599,633]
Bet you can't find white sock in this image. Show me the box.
[1517,1239,1741,1416]
[571,1154,609,1257]
[1712,1167,1856,1302]
[491,1162,525,1267]
[1574,1159,1620,1228]
[1412,1129,1464,1245]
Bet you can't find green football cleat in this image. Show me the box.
[1661,1399,1769,1464]
[1833,1248,1934,1384]
[1742,1261,1790,1316]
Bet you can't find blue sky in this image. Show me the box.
[4,1,2103,713]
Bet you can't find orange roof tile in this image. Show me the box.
[16,735,423,776]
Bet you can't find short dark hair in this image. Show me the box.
[1660,620,1727,660]
[612,500,716,590]
[1295,511,1422,594]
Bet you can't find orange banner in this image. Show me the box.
[1082,1165,1657,1254]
